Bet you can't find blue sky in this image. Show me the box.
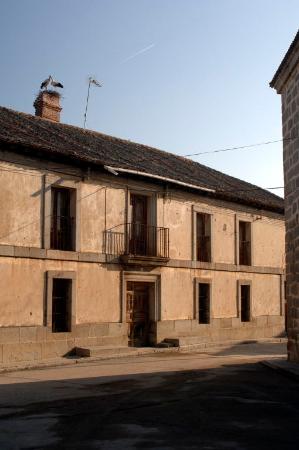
[1,0,298,197]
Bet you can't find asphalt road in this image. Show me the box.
[0,342,297,450]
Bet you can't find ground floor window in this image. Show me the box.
[52,278,72,332]
[198,283,210,324]
[46,271,76,332]
[240,284,251,322]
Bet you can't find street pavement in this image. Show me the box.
[0,342,298,449]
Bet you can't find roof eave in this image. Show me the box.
[270,30,299,93]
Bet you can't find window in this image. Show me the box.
[198,283,210,324]
[240,285,251,322]
[196,213,211,262]
[239,221,251,265]
[50,187,76,251]
[52,278,72,332]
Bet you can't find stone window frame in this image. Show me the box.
[43,175,81,251]
[121,271,161,323]
[45,270,76,331]
[235,215,254,266]
[192,206,214,262]
[237,279,252,322]
[194,277,213,323]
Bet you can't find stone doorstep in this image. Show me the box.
[75,345,139,358]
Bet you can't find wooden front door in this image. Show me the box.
[126,282,150,347]
[130,194,148,255]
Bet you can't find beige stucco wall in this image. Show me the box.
[79,182,106,253]
[76,263,121,323]
[158,198,192,260]
[0,158,284,270]
[160,267,281,321]
[211,210,235,264]
[0,164,42,247]
[157,192,284,267]
[79,182,125,253]
[252,218,285,268]
[0,257,121,327]
[0,256,282,327]
[160,267,194,319]
[0,157,284,337]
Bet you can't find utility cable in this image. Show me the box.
[183,137,294,157]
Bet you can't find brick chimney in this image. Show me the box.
[33,90,62,122]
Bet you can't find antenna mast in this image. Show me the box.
[83,76,102,129]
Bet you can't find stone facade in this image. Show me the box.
[270,30,299,362]
[0,148,285,365]
[0,87,286,365]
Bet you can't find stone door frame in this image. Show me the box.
[121,271,161,325]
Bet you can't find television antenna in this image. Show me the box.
[83,77,102,129]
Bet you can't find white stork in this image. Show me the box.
[40,75,63,90]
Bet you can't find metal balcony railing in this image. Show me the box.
[50,215,75,251]
[104,223,169,259]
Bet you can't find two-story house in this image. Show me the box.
[0,88,285,364]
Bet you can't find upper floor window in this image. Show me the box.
[50,187,76,251]
[239,221,251,265]
[196,213,211,262]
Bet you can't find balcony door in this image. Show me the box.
[51,187,75,251]
[130,194,148,255]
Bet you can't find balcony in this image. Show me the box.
[104,223,170,266]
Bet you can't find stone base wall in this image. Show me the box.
[156,315,285,344]
[0,316,285,365]
[0,323,127,365]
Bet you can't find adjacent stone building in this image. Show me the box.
[0,88,285,365]
[271,29,299,362]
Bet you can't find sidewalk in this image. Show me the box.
[261,358,299,382]
[0,338,287,374]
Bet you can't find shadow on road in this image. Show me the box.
[209,341,287,357]
[0,357,297,449]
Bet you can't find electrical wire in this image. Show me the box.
[183,137,293,157]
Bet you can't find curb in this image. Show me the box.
[0,338,287,374]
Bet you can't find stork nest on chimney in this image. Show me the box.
[45,89,61,97]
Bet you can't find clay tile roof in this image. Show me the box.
[0,106,284,214]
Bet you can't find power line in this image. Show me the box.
[183,137,294,157]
